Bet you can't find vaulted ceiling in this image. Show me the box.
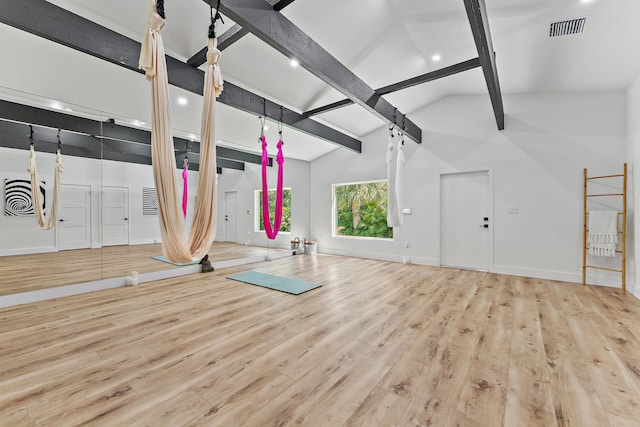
[0,0,638,162]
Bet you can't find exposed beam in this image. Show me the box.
[0,0,361,152]
[270,0,296,11]
[463,0,504,130]
[304,99,355,118]
[175,140,271,167]
[216,145,266,166]
[376,57,481,95]
[207,0,421,143]
[187,24,248,67]
[304,58,481,117]
[0,119,102,159]
[217,157,245,171]
[187,0,296,68]
[0,99,271,168]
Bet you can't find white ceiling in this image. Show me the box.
[1,0,639,161]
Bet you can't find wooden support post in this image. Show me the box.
[622,163,627,294]
[582,168,587,286]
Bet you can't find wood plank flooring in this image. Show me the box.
[1,254,639,426]
[0,242,284,296]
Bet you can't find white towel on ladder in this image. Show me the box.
[588,210,618,257]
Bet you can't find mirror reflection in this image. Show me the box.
[0,88,290,299]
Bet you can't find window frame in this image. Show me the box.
[254,187,292,234]
[332,179,393,240]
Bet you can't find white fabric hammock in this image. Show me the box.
[27,146,63,230]
[386,130,404,228]
[139,1,223,263]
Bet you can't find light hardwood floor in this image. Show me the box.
[1,254,639,426]
[0,242,285,296]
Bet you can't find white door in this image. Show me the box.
[102,186,129,246]
[58,184,92,250]
[440,170,491,271]
[224,191,238,243]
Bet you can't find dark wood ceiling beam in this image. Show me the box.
[0,99,271,167]
[304,58,481,117]
[304,99,355,117]
[187,24,248,67]
[207,0,421,143]
[463,0,504,130]
[217,157,245,171]
[187,0,297,67]
[376,57,481,95]
[270,0,296,11]
[0,0,360,152]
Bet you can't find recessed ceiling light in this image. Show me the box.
[133,120,145,126]
[263,125,269,131]
[64,107,73,112]
[189,133,196,140]
[432,54,441,62]
[51,101,63,110]
[177,97,188,106]
[290,58,299,67]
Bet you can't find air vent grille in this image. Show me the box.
[549,18,586,37]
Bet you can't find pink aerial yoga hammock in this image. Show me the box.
[182,158,188,219]
[261,120,285,240]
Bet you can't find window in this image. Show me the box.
[333,180,393,239]
[255,188,291,233]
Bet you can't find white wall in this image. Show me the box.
[0,147,102,254]
[311,92,627,285]
[0,150,184,254]
[627,74,640,297]
[217,157,310,250]
[101,159,162,245]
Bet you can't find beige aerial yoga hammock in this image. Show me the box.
[139,0,223,263]
[26,126,64,230]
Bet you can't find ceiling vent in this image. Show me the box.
[549,18,586,37]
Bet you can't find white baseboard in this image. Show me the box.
[491,265,581,283]
[244,240,291,251]
[0,246,58,257]
[129,239,159,246]
[318,247,438,266]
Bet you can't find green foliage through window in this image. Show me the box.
[334,181,393,239]
[258,188,291,232]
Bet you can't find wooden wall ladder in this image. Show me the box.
[582,163,627,294]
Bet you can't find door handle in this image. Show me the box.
[124,218,128,221]
[225,215,228,221]
[59,219,64,222]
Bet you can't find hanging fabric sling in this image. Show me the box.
[260,119,285,240]
[139,0,223,263]
[182,157,188,219]
[26,127,64,230]
[386,123,404,228]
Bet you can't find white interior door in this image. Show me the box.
[58,184,91,250]
[224,191,238,243]
[440,170,491,271]
[102,186,129,246]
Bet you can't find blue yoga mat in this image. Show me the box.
[226,271,321,295]
[151,255,201,266]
